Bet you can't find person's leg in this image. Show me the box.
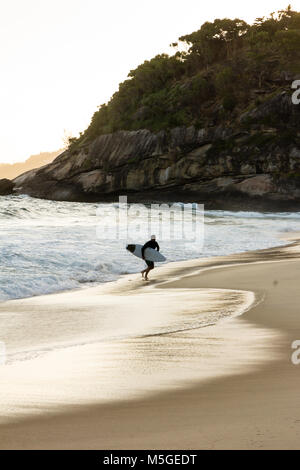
[144,262,154,280]
[144,267,151,280]
[141,263,148,278]
[141,260,149,278]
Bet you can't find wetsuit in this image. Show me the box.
[142,240,160,268]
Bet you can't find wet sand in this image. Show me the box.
[0,236,300,449]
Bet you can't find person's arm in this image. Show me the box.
[156,242,160,251]
[142,242,148,259]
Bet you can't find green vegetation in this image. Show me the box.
[70,6,300,150]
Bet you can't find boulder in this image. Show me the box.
[0,178,14,195]
[234,175,275,196]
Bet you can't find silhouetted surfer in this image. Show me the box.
[141,235,160,281]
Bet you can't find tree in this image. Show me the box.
[213,18,249,58]
[275,29,300,57]
[215,67,234,95]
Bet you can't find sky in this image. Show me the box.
[0,0,299,164]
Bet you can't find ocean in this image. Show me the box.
[0,194,299,302]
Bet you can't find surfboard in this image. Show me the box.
[126,244,166,262]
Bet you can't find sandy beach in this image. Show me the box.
[0,234,300,449]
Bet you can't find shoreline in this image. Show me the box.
[0,235,299,448]
[0,229,291,305]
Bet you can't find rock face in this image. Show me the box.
[14,92,300,210]
[0,179,14,196]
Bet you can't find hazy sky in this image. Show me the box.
[0,0,299,164]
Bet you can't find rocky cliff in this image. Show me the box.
[13,91,300,210]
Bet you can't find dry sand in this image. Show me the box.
[0,236,300,449]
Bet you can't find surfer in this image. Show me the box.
[141,235,160,281]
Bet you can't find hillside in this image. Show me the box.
[69,5,300,147]
[0,150,63,180]
[7,7,300,209]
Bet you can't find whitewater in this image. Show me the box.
[0,194,299,302]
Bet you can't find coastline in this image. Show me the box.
[0,235,299,449]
